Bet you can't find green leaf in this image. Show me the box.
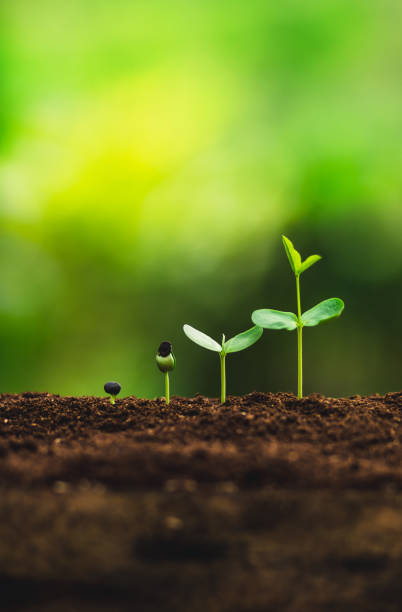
[156,353,176,372]
[224,325,263,354]
[183,324,222,351]
[282,235,301,275]
[301,298,344,327]
[252,309,298,331]
[298,254,321,275]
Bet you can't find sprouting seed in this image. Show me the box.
[252,235,344,399]
[156,341,176,405]
[183,324,262,404]
[104,381,121,405]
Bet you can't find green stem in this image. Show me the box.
[110,396,115,405]
[296,274,303,399]
[297,325,302,399]
[165,371,170,405]
[220,352,226,404]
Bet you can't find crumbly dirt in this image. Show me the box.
[1,391,402,611]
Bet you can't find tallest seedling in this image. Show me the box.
[252,236,344,398]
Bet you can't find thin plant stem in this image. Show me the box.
[297,325,303,399]
[165,371,170,405]
[220,352,226,404]
[110,396,115,405]
[296,274,303,399]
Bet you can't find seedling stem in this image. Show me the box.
[220,353,226,404]
[296,274,303,399]
[165,371,170,405]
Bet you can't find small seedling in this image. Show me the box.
[156,341,176,405]
[183,324,262,403]
[104,381,121,405]
[252,235,344,399]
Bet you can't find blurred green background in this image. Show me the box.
[0,0,401,398]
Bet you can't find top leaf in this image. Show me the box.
[224,325,263,354]
[301,298,344,327]
[183,324,221,352]
[298,254,322,274]
[282,235,301,275]
[282,235,321,276]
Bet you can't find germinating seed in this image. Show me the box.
[104,381,121,405]
[156,341,176,405]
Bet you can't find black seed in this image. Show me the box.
[104,381,121,396]
[158,342,172,357]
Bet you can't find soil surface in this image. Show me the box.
[1,391,402,611]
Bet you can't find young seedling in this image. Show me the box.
[252,235,344,399]
[104,381,121,405]
[183,324,263,403]
[156,341,176,405]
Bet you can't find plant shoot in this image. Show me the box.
[183,324,262,403]
[252,235,344,399]
[156,341,176,405]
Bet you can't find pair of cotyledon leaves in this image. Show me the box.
[252,298,344,331]
[253,236,344,330]
[183,324,263,355]
[184,236,344,350]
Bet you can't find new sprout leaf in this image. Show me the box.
[252,309,298,331]
[224,325,263,354]
[183,324,221,351]
[282,235,301,275]
[156,353,176,372]
[301,298,344,327]
[298,254,322,275]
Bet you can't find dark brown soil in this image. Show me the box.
[1,391,402,611]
